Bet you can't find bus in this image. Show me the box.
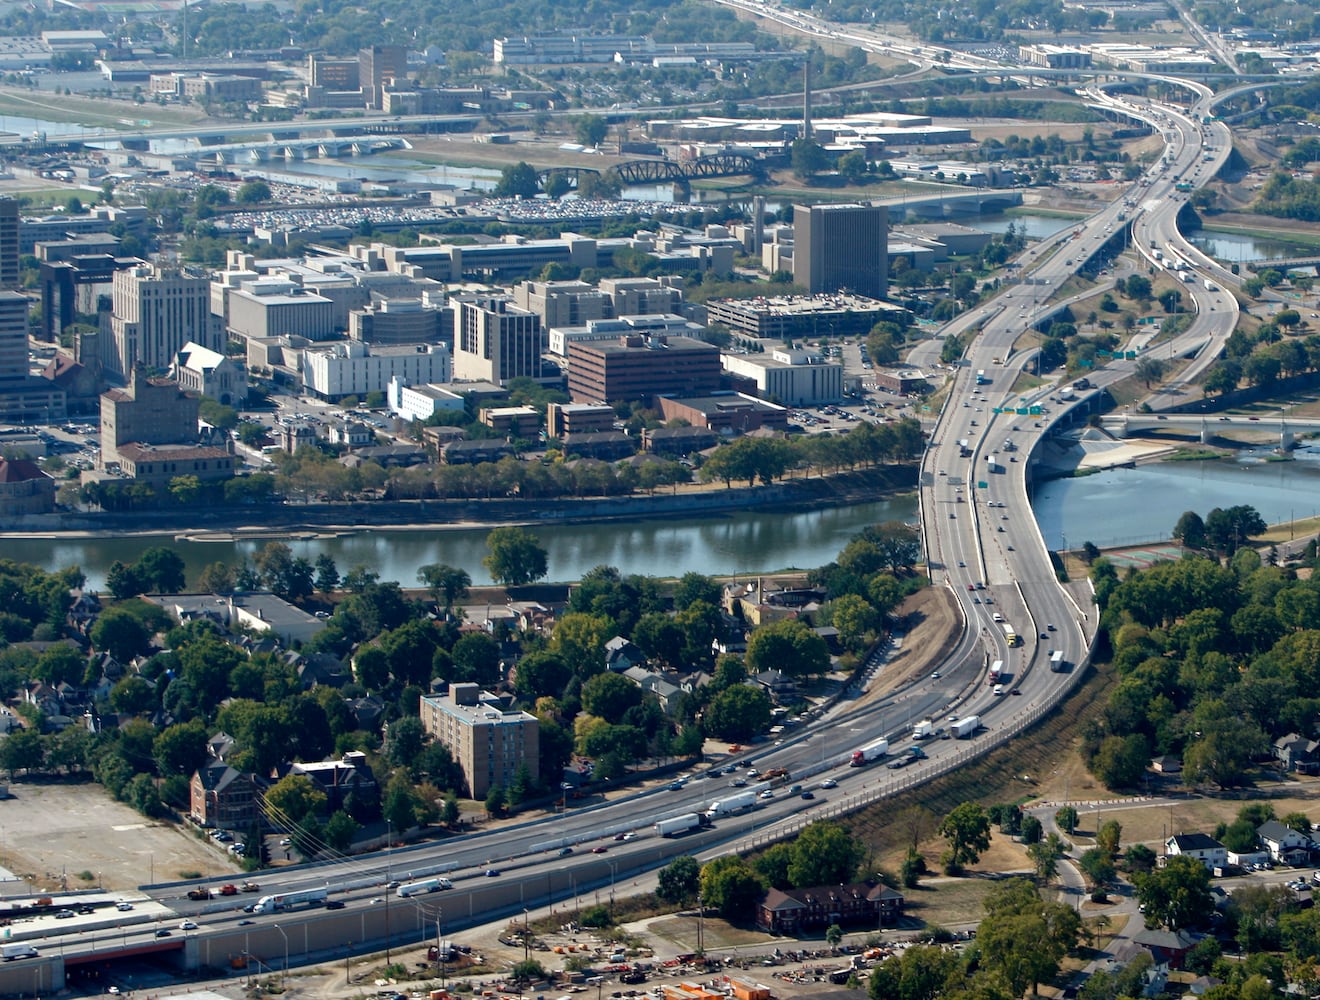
[1001,622,1018,646]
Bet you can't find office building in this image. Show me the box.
[546,402,615,438]
[349,297,450,346]
[419,684,539,800]
[108,265,218,379]
[0,290,65,422]
[359,45,407,110]
[705,292,907,341]
[793,203,888,299]
[722,348,843,406]
[0,198,17,291]
[99,368,235,485]
[451,297,544,385]
[227,280,338,343]
[567,334,720,404]
[302,341,451,402]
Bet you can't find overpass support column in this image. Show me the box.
[1114,416,1129,439]
[1282,429,1294,451]
[184,934,201,971]
[1201,422,1213,444]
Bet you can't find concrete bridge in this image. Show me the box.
[1100,411,1320,448]
[1244,255,1320,274]
[186,137,410,166]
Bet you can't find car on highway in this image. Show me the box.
[1047,623,1056,631]
[591,846,609,854]
[179,920,198,930]
[484,869,500,878]
[558,847,574,856]
[154,930,171,938]
[325,900,345,909]
[820,778,837,789]
[730,777,747,787]
[759,789,775,800]
[801,791,815,800]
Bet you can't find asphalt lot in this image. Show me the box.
[0,781,235,894]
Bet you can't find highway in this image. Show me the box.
[0,12,1268,991]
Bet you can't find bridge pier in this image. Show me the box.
[1113,417,1130,439]
[1282,428,1293,450]
[1201,422,1213,444]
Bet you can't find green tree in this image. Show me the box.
[1055,805,1078,834]
[703,684,772,742]
[1028,832,1069,883]
[979,878,1081,996]
[324,809,360,852]
[787,821,865,888]
[699,856,766,923]
[136,547,186,593]
[90,606,153,662]
[417,563,471,611]
[656,855,701,906]
[264,773,327,827]
[1096,819,1122,857]
[745,618,830,678]
[1133,854,1212,930]
[1079,848,1116,898]
[494,162,539,199]
[484,526,548,586]
[938,802,992,873]
[581,672,644,724]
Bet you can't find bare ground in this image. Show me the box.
[861,586,960,705]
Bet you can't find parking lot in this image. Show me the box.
[0,781,231,894]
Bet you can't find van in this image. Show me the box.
[993,684,1005,696]
[788,784,802,795]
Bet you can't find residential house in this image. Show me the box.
[621,665,684,715]
[345,696,385,731]
[756,882,904,935]
[754,670,798,704]
[1273,733,1320,774]
[1131,927,1201,970]
[1257,819,1314,865]
[605,636,645,672]
[190,759,264,830]
[286,751,378,815]
[1164,833,1227,871]
[1151,755,1182,775]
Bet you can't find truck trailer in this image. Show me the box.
[850,737,890,766]
[396,877,453,897]
[252,887,329,914]
[655,813,706,837]
[952,716,980,739]
[705,790,759,818]
[2,944,38,961]
[988,659,1003,685]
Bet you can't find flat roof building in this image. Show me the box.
[420,684,539,799]
[705,293,908,341]
[657,392,790,435]
[567,334,721,405]
[302,341,451,402]
[793,203,888,300]
[722,348,843,406]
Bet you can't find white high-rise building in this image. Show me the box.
[108,265,219,378]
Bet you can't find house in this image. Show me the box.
[605,636,645,672]
[190,760,264,830]
[1131,927,1200,970]
[1258,820,1313,864]
[1165,833,1227,871]
[621,666,684,714]
[1151,755,1182,774]
[756,882,903,935]
[754,669,798,704]
[286,751,378,815]
[345,696,385,731]
[1273,733,1320,774]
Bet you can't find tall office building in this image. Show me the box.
[451,296,544,385]
[0,198,67,420]
[0,198,18,291]
[359,45,407,110]
[108,265,218,378]
[793,203,889,300]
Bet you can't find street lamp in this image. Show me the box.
[696,893,704,955]
[272,923,288,988]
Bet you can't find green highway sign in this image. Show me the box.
[978,481,988,489]
[1029,406,1043,416]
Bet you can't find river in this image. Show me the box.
[17,450,1320,588]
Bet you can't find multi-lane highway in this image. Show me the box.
[0,12,1267,992]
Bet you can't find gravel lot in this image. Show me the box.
[0,780,236,894]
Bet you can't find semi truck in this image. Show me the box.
[705,790,759,819]
[252,887,329,914]
[952,716,981,739]
[396,877,453,897]
[1050,650,1067,672]
[911,719,934,741]
[655,813,706,837]
[2,944,38,961]
[988,659,1003,685]
[850,737,890,767]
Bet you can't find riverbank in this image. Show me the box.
[3,466,918,540]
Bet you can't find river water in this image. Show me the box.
[16,450,1320,588]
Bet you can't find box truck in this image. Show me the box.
[911,719,934,741]
[2,944,38,961]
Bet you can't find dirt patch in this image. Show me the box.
[860,587,960,704]
[0,780,236,893]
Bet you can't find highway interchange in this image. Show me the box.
[0,10,1276,989]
